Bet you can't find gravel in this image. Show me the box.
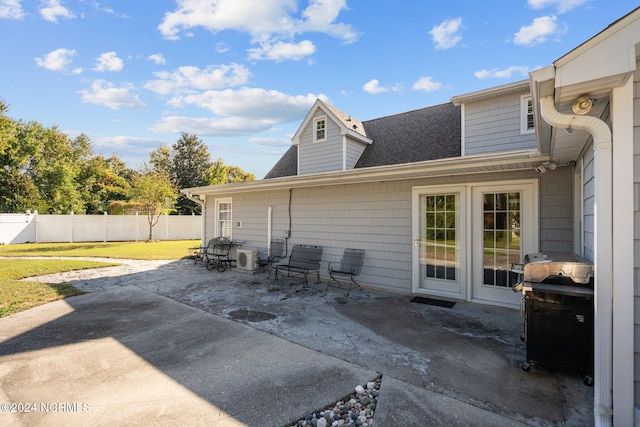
[286,375,382,427]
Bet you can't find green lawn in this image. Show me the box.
[0,258,118,317]
[0,240,199,318]
[0,240,200,260]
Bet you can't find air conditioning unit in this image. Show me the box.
[236,249,258,271]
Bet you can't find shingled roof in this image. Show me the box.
[264,101,460,179]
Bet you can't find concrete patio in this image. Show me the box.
[0,258,593,426]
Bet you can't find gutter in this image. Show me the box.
[182,149,547,197]
[539,96,613,426]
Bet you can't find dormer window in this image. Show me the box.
[521,95,534,134]
[314,117,326,142]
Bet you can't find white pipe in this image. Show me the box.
[267,206,273,256]
[539,96,613,426]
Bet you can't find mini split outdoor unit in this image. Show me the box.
[236,249,258,271]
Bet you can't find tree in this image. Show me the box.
[78,154,132,214]
[149,145,171,177]
[129,171,177,241]
[170,133,212,215]
[205,158,255,185]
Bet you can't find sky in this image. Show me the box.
[1,1,638,179]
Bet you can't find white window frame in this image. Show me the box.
[520,95,534,135]
[214,197,232,239]
[313,116,327,142]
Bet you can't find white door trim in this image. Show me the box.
[470,179,538,308]
[412,185,467,300]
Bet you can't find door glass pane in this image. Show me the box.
[482,192,521,287]
[421,193,458,282]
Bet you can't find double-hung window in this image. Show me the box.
[314,117,326,142]
[520,95,534,134]
[215,198,232,238]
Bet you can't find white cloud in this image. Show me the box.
[144,63,250,95]
[151,88,326,136]
[528,0,588,13]
[0,0,24,19]
[429,17,462,50]
[93,52,124,72]
[514,15,565,46]
[95,135,158,148]
[149,115,277,136]
[79,80,146,110]
[412,76,442,92]
[248,136,291,147]
[474,65,531,79]
[34,48,77,71]
[363,79,386,94]
[297,0,358,42]
[174,87,322,121]
[40,0,75,23]
[148,53,166,65]
[248,39,316,61]
[157,0,356,61]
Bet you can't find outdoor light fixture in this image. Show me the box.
[535,162,557,174]
[571,96,594,115]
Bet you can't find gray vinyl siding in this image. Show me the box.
[345,138,367,169]
[539,166,574,253]
[633,61,640,407]
[298,112,343,174]
[203,169,563,295]
[464,94,537,155]
[582,142,595,262]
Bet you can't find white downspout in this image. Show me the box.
[185,192,206,245]
[539,96,613,426]
[267,206,273,256]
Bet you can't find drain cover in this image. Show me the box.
[228,308,277,322]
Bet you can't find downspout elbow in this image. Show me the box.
[539,96,611,149]
[184,191,204,208]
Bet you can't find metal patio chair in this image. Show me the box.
[326,249,365,295]
[191,238,216,265]
[205,237,233,272]
[257,238,286,276]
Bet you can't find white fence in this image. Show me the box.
[0,212,202,244]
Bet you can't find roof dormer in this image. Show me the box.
[292,99,372,175]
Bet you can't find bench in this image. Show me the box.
[274,244,323,285]
[190,239,216,265]
[204,237,234,272]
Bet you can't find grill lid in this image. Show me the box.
[521,252,593,285]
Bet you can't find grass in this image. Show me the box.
[0,258,119,317]
[0,240,200,260]
[0,240,199,318]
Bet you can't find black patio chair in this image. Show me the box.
[191,238,216,265]
[257,238,286,276]
[205,237,233,272]
[326,249,365,295]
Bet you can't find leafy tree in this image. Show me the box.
[26,126,84,213]
[129,171,177,241]
[149,145,171,177]
[170,133,212,215]
[205,158,255,185]
[78,154,132,214]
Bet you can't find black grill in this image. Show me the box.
[513,252,594,385]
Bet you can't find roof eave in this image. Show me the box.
[182,149,546,196]
[451,80,530,105]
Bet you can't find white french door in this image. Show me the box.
[471,182,537,307]
[412,186,466,300]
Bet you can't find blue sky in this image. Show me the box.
[1,0,638,178]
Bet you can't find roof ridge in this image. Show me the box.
[362,101,454,124]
